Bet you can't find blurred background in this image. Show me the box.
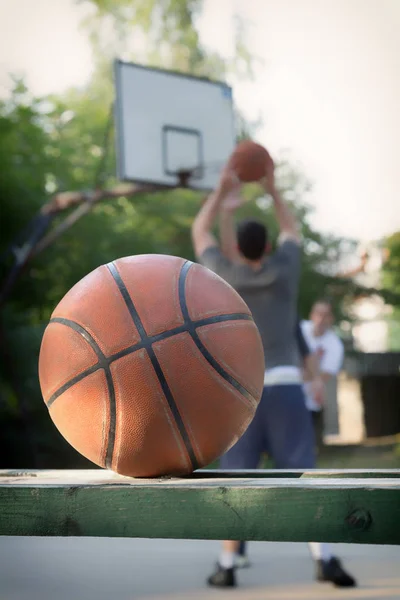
[1,2,400,599]
[1,0,399,471]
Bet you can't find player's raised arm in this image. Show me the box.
[262,161,300,243]
[218,173,243,263]
[191,168,240,260]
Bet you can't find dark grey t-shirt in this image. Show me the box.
[200,239,301,369]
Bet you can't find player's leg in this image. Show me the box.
[236,540,250,568]
[263,384,356,587]
[306,408,356,586]
[235,450,270,567]
[309,543,356,587]
[262,384,315,469]
[207,397,264,588]
[311,409,324,453]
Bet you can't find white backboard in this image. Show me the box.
[114,60,236,191]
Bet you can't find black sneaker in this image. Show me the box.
[207,564,236,587]
[316,557,356,587]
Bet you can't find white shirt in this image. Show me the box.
[263,365,302,386]
[300,320,344,411]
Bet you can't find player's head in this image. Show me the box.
[310,299,334,336]
[236,220,268,261]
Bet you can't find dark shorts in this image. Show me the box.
[220,384,316,470]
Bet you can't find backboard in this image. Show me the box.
[114,60,236,191]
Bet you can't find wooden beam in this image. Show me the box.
[1,470,399,544]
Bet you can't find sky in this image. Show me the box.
[0,0,399,243]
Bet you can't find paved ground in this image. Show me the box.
[1,537,399,600]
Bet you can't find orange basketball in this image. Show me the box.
[229,140,274,183]
[39,254,264,477]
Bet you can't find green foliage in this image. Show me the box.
[0,81,51,256]
[383,232,400,295]
[78,0,254,80]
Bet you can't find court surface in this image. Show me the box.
[1,536,399,599]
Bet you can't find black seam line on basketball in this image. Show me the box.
[178,261,254,403]
[46,363,100,408]
[144,313,254,347]
[50,317,106,360]
[106,261,200,472]
[106,262,148,339]
[108,314,253,363]
[48,317,117,470]
[45,313,253,405]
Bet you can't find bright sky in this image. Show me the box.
[1,0,399,242]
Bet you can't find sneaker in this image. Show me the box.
[207,564,236,587]
[316,557,356,587]
[235,554,251,569]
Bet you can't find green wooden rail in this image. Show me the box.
[1,469,400,545]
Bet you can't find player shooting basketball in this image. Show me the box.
[191,153,356,589]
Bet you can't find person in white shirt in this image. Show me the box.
[300,299,344,449]
[300,300,354,582]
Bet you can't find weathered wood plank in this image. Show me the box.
[1,470,400,544]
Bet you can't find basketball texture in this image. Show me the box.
[39,254,264,477]
[229,140,274,183]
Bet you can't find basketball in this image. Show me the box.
[39,254,264,478]
[229,140,274,183]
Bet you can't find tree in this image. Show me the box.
[78,0,255,78]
